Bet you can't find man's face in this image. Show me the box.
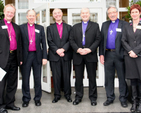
[26,10,36,25]
[53,9,63,22]
[107,7,118,21]
[80,8,90,22]
[4,6,15,21]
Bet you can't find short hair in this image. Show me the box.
[26,9,36,16]
[130,4,141,13]
[107,5,118,14]
[3,3,16,12]
[80,7,90,14]
[52,8,62,16]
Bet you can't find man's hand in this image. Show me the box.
[56,48,65,57]
[100,55,104,64]
[42,59,47,65]
[129,50,138,58]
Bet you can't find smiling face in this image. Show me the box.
[80,8,90,22]
[26,10,36,25]
[53,8,63,23]
[4,6,15,21]
[131,8,141,21]
[107,7,118,21]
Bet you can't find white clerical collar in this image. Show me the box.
[7,21,10,23]
[112,21,115,23]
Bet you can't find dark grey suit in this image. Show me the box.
[20,23,47,102]
[99,19,128,102]
[47,22,72,98]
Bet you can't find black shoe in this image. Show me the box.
[103,100,113,106]
[22,101,29,107]
[6,105,20,111]
[91,100,97,106]
[121,101,128,108]
[73,99,81,105]
[0,108,8,113]
[52,97,60,103]
[66,96,72,102]
[35,100,41,106]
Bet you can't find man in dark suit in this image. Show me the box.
[47,8,72,103]
[99,5,128,107]
[20,10,47,107]
[70,8,101,106]
[0,4,22,113]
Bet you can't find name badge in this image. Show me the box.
[35,29,40,33]
[116,28,122,32]
[1,25,8,29]
[136,25,141,29]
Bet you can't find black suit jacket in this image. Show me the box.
[69,21,101,65]
[47,22,72,61]
[122,22,141,56]
[20,23,47,64]
[0,19,22,69]
[99,19,127,60]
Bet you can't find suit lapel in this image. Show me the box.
[1,20,9,40]
[12,22,18,42]
[85,21,92,32]
[24,23,29,42]
[54,23,61,39]
[35,24,38,42]
[115,20,122,39]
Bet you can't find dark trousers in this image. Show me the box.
[0,51,18,108]
[21,52,42,102]
[50,58,71,98]
[104,51,128,102]
[74,57,97,101]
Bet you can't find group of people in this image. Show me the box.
[0,3,141,113]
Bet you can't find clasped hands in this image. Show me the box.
[56,48,65,57]
[128,50,138,58]
[77,48,91,55]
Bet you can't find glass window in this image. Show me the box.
[119,0,129,7]
[18,13,27,25]
[18,0,28,9]
[36,12,40,24]
[119,12,129,22]
[106,0,116,7]
[42,9,46,23]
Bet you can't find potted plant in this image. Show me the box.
[0,0,4,20]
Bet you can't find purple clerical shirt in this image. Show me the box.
[82,21,88,46]
[4,19,17,51]
[56,22,63,39]
[106,19,119,49]
[27,23,36,51]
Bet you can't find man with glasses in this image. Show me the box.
[99,5,128,107]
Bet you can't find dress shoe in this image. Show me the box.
[121,101,128,108]
[66,96,72,102]
[73,99,81,105]
[35,100,41,106]
[91,100,97,106]
[103,100,113,106]
[22,101,29,107]
[6,105,20,111]
[52,97,60,103]
[0,108,8,113]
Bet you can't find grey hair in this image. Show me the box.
[80,7,90,14]
[107,5,118,14]
[26,9,36,16]
[52,8,63,15]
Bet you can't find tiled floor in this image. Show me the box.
[9,87,132,113]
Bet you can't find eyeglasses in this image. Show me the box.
[108,11,117,15]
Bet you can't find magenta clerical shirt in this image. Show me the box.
[4,19,17,51]
[27,23,36,51]
[56,22,63,39]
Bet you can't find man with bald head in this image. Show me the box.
[0,4,22,113]
[70,8,101,106]
[20,9,47,107]
[47,8,72,103]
